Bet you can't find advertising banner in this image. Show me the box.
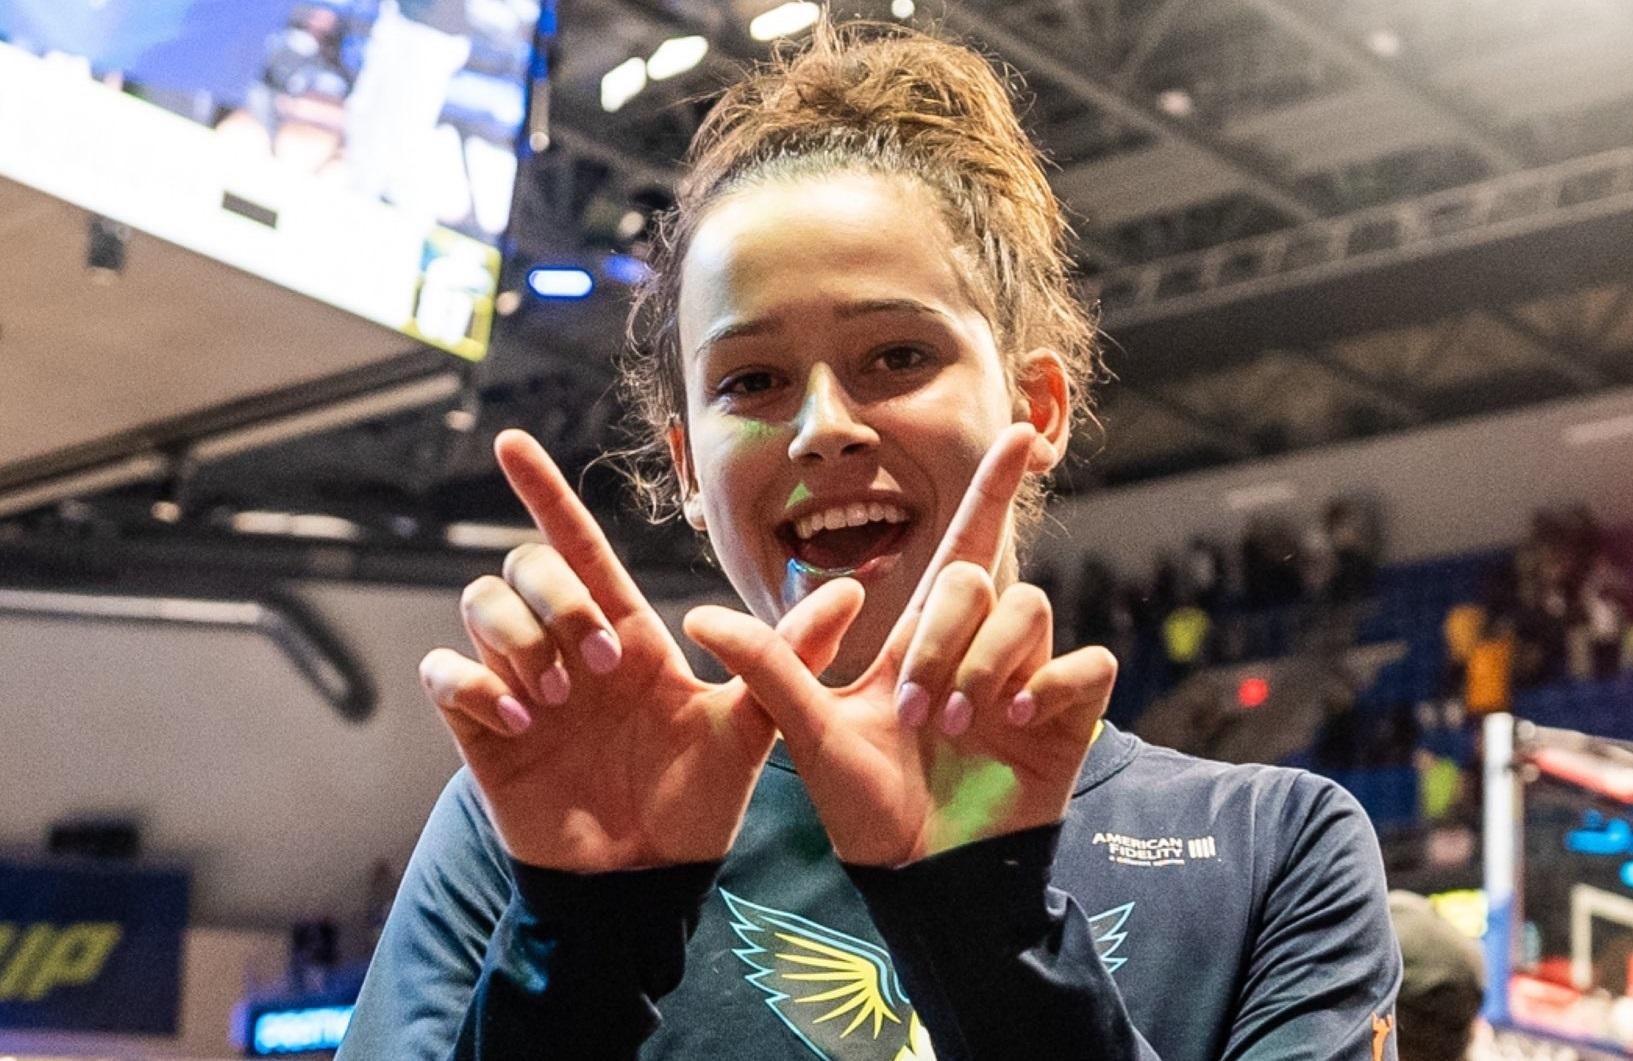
[0,856,189,1035]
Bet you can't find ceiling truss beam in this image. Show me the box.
[1240,0,1528,174]
[942,4,1321,223]
[1285,347,1428,425]
[1488,307,1613,390]
[1113,381,1260,458]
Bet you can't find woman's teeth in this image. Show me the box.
[792,502,909,541]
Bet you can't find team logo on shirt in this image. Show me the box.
[720,890,1135,1060]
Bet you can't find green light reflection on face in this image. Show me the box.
[927,744,1018,851]
[735,418,780,444]
[784,481,813,512]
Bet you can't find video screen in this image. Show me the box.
[1505,733,1633,1051]
[0,0,546,360]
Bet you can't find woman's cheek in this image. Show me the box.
[696,415,788,568]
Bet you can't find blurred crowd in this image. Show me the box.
[1444,504,1633,714]
[1051,496,1384,698]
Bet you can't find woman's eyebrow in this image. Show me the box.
[693,298,951,358]
[834,297,950,322]
[692,316,781,360]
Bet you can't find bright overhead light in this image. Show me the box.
[1156,89,1193,117]
[1224,480,1297,511]
[647,35,708,80]
[600,56,646,113]
[1564,413,1633,447]
[750,2,819,41]
[891,0,915,18]
[1365,29,1402,59]
[445,522,542,551]
[229,511,364,541]
[527,266,595,300]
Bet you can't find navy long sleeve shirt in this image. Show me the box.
[339,723,1401,1059]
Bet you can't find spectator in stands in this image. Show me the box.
[1073,556,1122,650]
[1388,890,1485,1061]
[1241,516,1304,610]
[1575,550,1628,682]
[1181,535,1227,611]
[1160,599,1211,682]
[1325,497,1381,604]
[1512,511,1570,688]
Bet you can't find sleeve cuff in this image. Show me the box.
[842,823,1063,953]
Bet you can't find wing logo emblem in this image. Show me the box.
[721,888,911,1057]
[1090,901,1134,974]
[719,890,1134,1059]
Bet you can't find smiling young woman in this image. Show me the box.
[338,17,1402,1061]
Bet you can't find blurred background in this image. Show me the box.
[2,0,1632,1055]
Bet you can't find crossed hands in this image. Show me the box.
[418,425,1115,873]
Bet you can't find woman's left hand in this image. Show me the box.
[685,424,1117,867]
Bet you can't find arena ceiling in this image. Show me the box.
[5,0,1633,575]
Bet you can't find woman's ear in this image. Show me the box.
[1013,348,1071,472]
[665,419,708,531]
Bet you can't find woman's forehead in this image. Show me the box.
[676,172,980,353]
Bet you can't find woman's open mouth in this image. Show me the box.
[777,501,915,606]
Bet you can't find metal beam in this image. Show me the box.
[1239,0,1527,174]
[1589,285,1633,350]
[1112,381,1260,458]
[1286,347,1427,425]
[1488,307,1611,390]
[941,5,1321,222]
[1114,0,1204,88]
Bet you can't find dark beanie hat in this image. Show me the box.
[1389,890,1485,1061]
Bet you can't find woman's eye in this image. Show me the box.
[719,371,776,396]
[876,345,930,371]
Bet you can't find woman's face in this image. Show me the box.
[673,171,1065,681]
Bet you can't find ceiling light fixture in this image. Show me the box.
[526,266,595,300]
[646,35,708,81]
[1365,29,1402,59]
[1156,89,1194,118]
[750,2,820,42]
[600,56,646,113]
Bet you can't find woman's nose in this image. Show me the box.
[787,364,879,465]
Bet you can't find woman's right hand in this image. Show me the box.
[418,430,863,873]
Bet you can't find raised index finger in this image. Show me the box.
[494,429,649,623]
[906,421,1037,614]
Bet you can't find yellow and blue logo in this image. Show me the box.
[721,890,1135,1060]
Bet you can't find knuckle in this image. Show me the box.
[1009,583,1052,618]
[746,631,784,675]
[505,542,561,585]
[1087,645,1119,682]
[501,542,538,582]
[906,643,953,680]
[541,587,596,628]
[490,621,549,658]
[418,650,459,701]
[958,660,1002,698]
[460,575,508,618]
[939,560,992,597]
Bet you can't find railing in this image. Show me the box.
[1095,146,1633,325]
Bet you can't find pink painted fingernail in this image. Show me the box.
[942,690,974,736]
[1007,690,1037,726]
[896,682,930,727]
[496,694,532,734]
[537,663,571,705]
[580,630,621,675]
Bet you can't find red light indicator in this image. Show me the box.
[1238,676,1270,709]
